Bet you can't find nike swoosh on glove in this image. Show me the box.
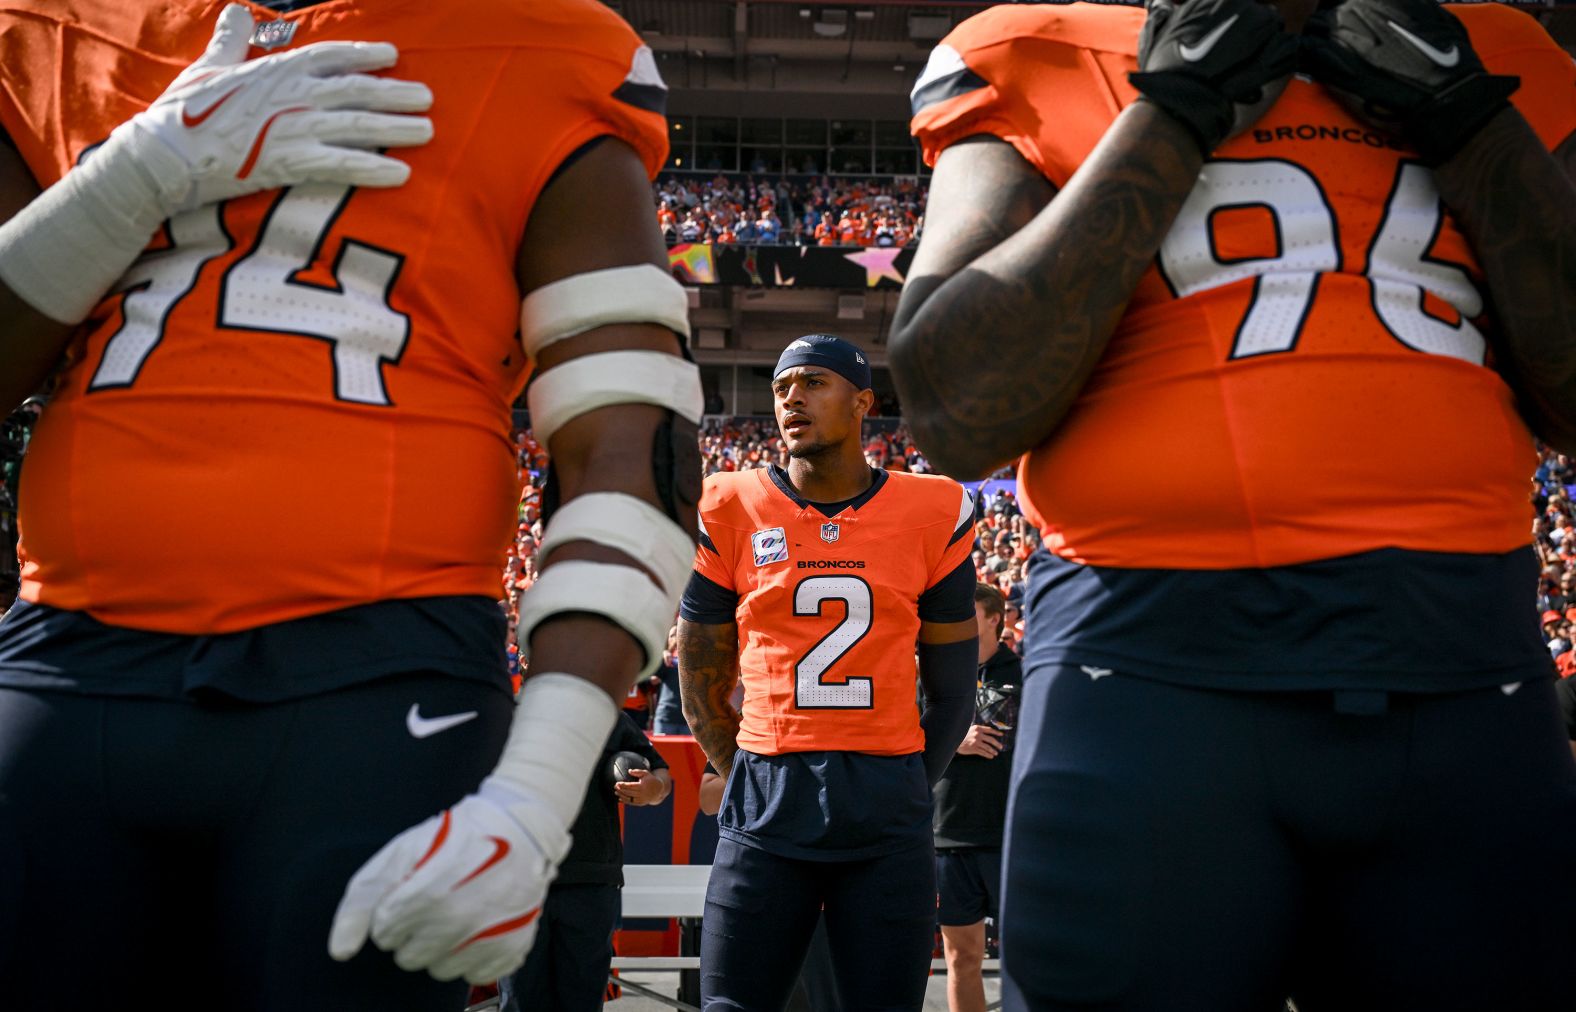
[1129,0,1299,154]
[122,2,434,217]
[1301,0,1518,164]
[328,783,566,985]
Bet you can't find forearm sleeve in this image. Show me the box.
[917,637,978,787]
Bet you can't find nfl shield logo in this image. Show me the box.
[250,20,299,49]
[820,522,840,544]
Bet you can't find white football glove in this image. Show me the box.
[328,674,619,985]
[0,3,433,324]
[328,784,565,984]
[123,3,433,216]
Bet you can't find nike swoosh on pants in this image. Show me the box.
[406,704,481,739]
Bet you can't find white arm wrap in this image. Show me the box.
[516,559,678,678]
[482,672,619,835]
[0,127,178,324]
[537,492,694,598]
[519,263,691,359]
[527,349,703,447]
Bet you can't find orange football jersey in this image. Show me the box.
[913,2,1575,570]
[0,0,668,633]
[692,466,974,756]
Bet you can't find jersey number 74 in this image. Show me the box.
[89,181,410,406]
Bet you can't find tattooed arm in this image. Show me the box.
[1432,115,1576,455]
[888,101,1205,479]
[677,617,742,779]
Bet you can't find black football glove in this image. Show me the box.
[1129,0,1299,154]
[1301,0,1519,164]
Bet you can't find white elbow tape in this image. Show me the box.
[516,559,678,677]
[519,263,691,359]
[527,349,703,447]
[537,492,694,598]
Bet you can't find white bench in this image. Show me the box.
[611,865,712,1011]
[620,862,711,919]
[611,865,1003,1010]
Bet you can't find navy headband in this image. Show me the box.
[772,333,872,392]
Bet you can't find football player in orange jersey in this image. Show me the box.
[0,2,700,1008]
[892,0,1576,1008]
[678,334,979,1011]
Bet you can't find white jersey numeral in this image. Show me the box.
[91,207,232,390]
[1160,159,1339,360]
[793,576,874,709]
[1366,163,1484,364]
[88,184,409,403]
[1157,158,1484,364]
[219,183,410,405]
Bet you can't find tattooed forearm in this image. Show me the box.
[889,101,1205,478]
[677,618,742,778]
[1433,110,1576,454]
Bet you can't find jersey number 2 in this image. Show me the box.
[89,183,410,405]
[793,576,874,709]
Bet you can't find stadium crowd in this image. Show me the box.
[655,174,926,247]
[1532,445,1576,676]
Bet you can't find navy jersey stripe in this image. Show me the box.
[611,79,667,115]
[919,557,977,623]
[910,66,990,118]
[680,569,740,624]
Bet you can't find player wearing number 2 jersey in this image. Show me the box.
[678,334,978,1011]
[0,1,701,1008]
[893,0,1576,1008]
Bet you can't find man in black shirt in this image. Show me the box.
[500,713,671,1012]
[1558,676,1576,761]
[932,584,1020,1012]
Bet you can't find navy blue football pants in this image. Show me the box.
[499,882,620,1012]
[0,674,512,1011]
[700,836,936,1011]
[1001,664,1576,1012]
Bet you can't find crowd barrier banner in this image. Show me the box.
[668,242,917,290]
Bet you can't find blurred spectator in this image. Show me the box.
[652,626,687,736]
[933,583,1020,1012]
[1545,614,1570,658]
[1558,676,1576,759]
